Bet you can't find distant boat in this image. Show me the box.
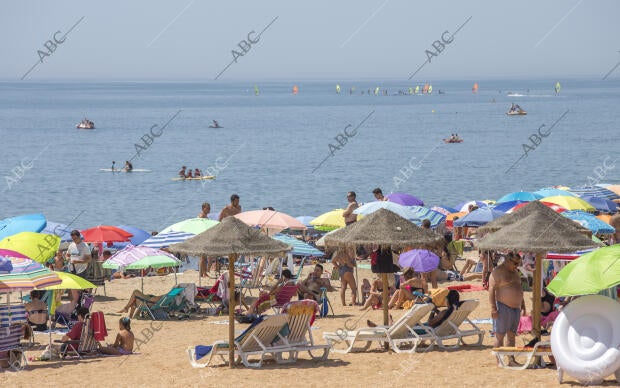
[336,84,341,94]
[443,138,463,143]
[254,85,260,96]
[292,85,299,95]
[555,81,561,95]
[507,104,527,115]
[76,118,95,129]
[472,82,478,94]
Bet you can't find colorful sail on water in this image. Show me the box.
[423,83,429,94]
[414,85,420,94]
[472,82,478,94]
[555,81,561,95]
[292,85,299,95]
[408,87,413,95]
[254,85,259,96]
[374,87,379,95]
[336,84,341,94]
[427,84,433,94]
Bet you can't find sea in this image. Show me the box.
[1,78,619,231]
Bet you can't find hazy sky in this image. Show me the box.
[2,0,619,81]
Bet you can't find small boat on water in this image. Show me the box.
[443,138,463,143]
[506,104,527,115]
[208,120,223,129]
[76,118,95,129]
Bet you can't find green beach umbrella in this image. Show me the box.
[125,255,181,292]
[547,245,620,297]
[160,218,219,235]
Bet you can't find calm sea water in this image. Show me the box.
[1,79,619,231]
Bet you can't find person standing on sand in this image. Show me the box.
[66,230,91,276]
[342,191,358,226]
[218,194,242,221]
[489,252,527,366]
[198,202,212,277]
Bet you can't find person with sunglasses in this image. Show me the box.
[488,252,527,367]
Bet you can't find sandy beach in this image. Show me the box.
[3,253,614,388]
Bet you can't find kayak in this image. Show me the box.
[171,176,216,181]
[443,139,463,143]
[99,168,151,173]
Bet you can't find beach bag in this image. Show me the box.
[319,294,329,318]
[517,315,532,334]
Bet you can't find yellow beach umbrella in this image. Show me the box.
[540,196,596,212]
[0,232,60,263]
[310,209,347,231]
[41,271,97,290]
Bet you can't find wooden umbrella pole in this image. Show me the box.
[532,253,543,339]
[228,253,237,368]
[381,272,389,326]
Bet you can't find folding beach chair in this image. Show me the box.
[136,287,186,320]
[323,303,435,353]
[187,314,291,368]
[271,284,299,314]
[55,314,100,359]
[0,305,28,371]
[427,299,485,349]
[275,300,329,363]
[55,291,94,328]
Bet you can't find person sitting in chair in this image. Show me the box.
[55,307,90,354]
[25,290,48,331]
[118,290,167,318]
[298,264,334,301]
[246,269,294,315]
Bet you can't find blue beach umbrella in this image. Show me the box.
[579,196,618,214]
[0,213,47,240]
[496,191,543,204]
[117,225,152,245]
[41,221,73,242]
[453,208,506,227]
[561,211,616,234]
[271,234,324,257]
[492,200,527,213]
[295,216,316,228]
[407,206,446,228]
[534,187,576,198]
[353,201,420,221]
[569,186,620,201]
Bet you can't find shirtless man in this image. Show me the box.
[198,202,213,276]
[298,264,335,300]
[372,188,387,201]
[488,252,526,366]
[178,166,186,178]
[218,194,242,221]
[342,191,358,226]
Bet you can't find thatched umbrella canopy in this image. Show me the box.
[324,208,445,251]
[168,216,291,367]
[478,201,591,237]
[324,208,445,326]
[477,204,599,340]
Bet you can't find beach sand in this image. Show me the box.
[3,255,615,388]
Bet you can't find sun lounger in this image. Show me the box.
[275,300,329,363]
[323,303,435,354]
[187,314,291,368]
[427,299,485,349]
[492,341,553,370]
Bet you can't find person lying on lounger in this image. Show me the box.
[118,290,166,318]
[100,317,134,355]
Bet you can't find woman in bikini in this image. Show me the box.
[100,317,134,355]
[388,268,427,309]
[332,248,358,306]
[359,275,386,311]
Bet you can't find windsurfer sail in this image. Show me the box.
[555,81,561,95]
[254,85,260,96]
[472,82,478,94]
[336,84,341,94]
[292,85,299,95]
[414,85,420,94]
[423,83,429,94]
[427,84,433,94]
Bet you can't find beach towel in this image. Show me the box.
[91,311,108,341]
[194,315,265,360]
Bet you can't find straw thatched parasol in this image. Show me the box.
[477,203,599,340]
[168,216,291,367]
[478,200,591,237]
[324,208,445,327]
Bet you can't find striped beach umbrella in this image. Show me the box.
[103,244,179,269]
[561,211,616,234]
[0,256,62,292]
[139,231,195,249]
[570,186,620,201]
[272,234,324,257]
[407,206,446,227]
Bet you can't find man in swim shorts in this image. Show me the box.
[488,252,527,366]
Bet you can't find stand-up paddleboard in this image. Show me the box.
[208,125,223,129]
[99,168,152,173]
[171,176,216,181]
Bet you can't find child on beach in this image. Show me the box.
[100,317,134,355]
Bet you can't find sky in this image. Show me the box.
[1,0,619,81]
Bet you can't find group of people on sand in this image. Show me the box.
[178,166,202,178]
